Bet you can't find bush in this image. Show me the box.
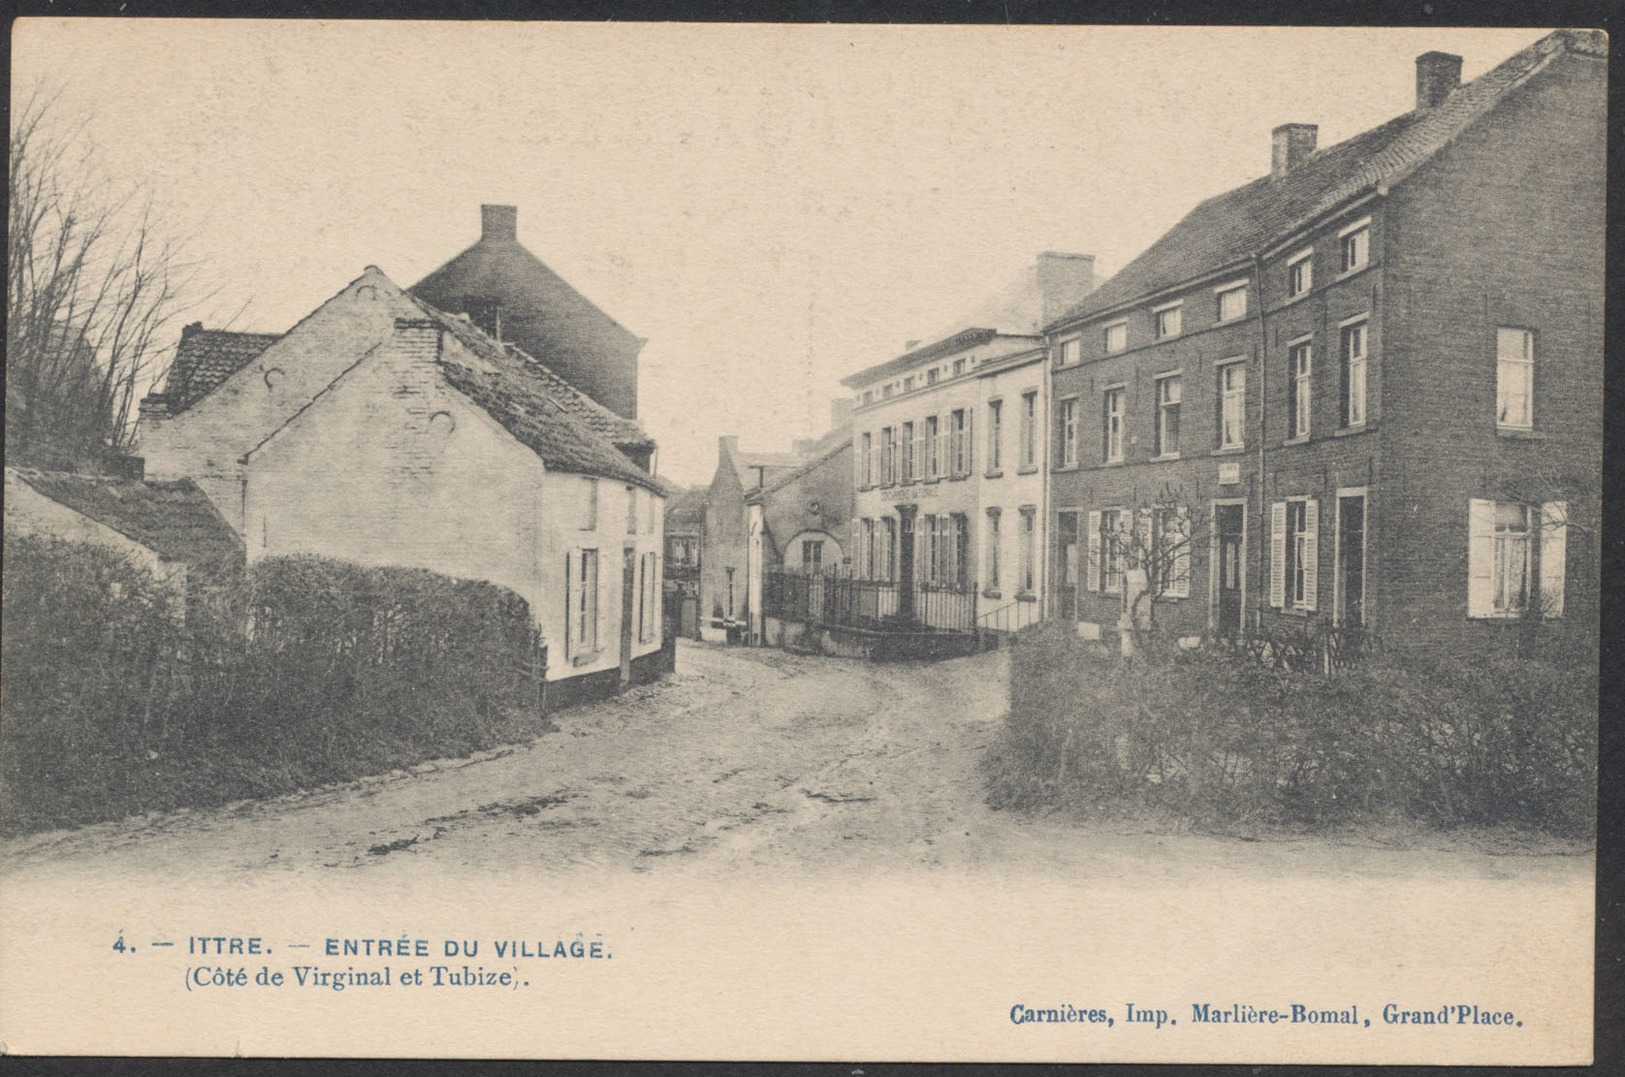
[2,537,549,834]
[984,621,1595,837]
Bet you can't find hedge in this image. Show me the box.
[2,536,549,834]
[983,621,1595,837]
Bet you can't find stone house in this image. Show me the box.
[1044,31,1604,661]
[136,266,668,702]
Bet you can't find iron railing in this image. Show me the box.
[762,568,978,634]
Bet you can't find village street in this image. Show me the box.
[2,641,1592,888]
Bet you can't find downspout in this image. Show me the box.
[1252,251,1269,637]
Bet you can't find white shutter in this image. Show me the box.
[1302,498,1319,612]
[1466,499,1495,618]
[1540,501,1567,619]
[1086,510,1101,592]
[1269,501,1287,608]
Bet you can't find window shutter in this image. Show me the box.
[1540,501,1567,619]
[1302,498,1319,612]
[1466,498,1495,618]
[1269,501,1287,608]
[1086,510,1101,592]
[966,407,975,474]
[564,552,574,655]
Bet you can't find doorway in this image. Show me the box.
[1336,493,1366,626]
[1214,502,1245,636]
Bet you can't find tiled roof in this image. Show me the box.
[664,487,709,529]
[411,305,663,492]
[1051,29,1605,329]
[840,328,1001,389]
[754,433,853,499]
[10,468,244,569]
[160,325,280,411]
[502,342,654,448]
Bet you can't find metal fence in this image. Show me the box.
[762,568,978,634]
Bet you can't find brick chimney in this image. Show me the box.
[1271,124,1319,179]
[1415,51,1463,110]
[481,204,518,243]
[1036,252,1097,327]
[719,435,739,460]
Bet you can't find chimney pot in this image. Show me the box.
[480,204,518,242]
[905,340,921,351]
[719,435,739,458]
[1415,51,1463,110]
[1271,123,1319,179]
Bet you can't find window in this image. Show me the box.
[900,422,915,482]
[950,513,969,589]
[1154,303,1183,339]
[1339,219,1370,273]
[950,408,969,476]
[1287,249,1313,297]
[1020,391,1038,469]
[626,486,638,533]
[1057,337,1082,367]
[861,518,875,578]
[1155,375,1181,457]
[1341,319,1368,427]
[903,375,915,392]
[881,517,897,581]
[1288,340,1312,439]
[1058,398,1079,468]
[985,510,1001,590]
[879,427,895,484]
[1216,283,1248,322]
[1104,321,1127,354]
[581,478,599,530]
[1019,507,1037,594]
[1103,387,1124,462]
[1496,327,1534,429]
[882,384,894,400]
[1218,361,1246,449]
[1269,499,1318,611]
[1468,500,1566,619]
[860,431,874,486]
[921,514,938,584]
[987,400,1003,472]
[1091,509,1124,593]
[802,539,824,573]
[571,549,600,656]
[927,367,939,385]
[913,421,928,480]
[862,389,873,406]
[952,358,965,376]
[1154,507,1191,598]
[924,415,940,479]
[638,551,658,642]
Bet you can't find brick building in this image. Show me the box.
[137,267,669,702]
[841,253,1095,633]
[1045,31,1603,660]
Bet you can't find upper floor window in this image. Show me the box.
[880,426,895,485]
[927,368,940,385]
[1103,386,1124,463]
[882,384,894,400]
[1215,283,1248,323]
[860,431,874,486]
[987,399,1003,472]
[952,358,965,376]
[1155,374,1182,457]
[1339,219,1370,274]
[1288,339,1313,439]
[900,421,915,482]
[1496,327,1534,429]
[1057,337,1082,367]
[1019,391,1038,470]
[1103,321,1127,354]
[861,389,873,406]
[924,415,940,479]
[1340,319,1368,428]
[1217,361,1246,450]
[950,408,970,476]
[1153,303,1183,339]
[903,375,915,392]
[1287,249,1313,298]
[1058,398,1079,468]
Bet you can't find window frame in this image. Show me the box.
[1496,326,1535,431]
[1019,390,1039,470]
[1056,335,1083,368]
[1340,316,1369,429]
[1337,217,1371,275]
[1102,385,1125,463]
[1286,248,1314,299]
[1153,301,1183,340]
[1216,358,1246,450]
[1103,320,1128,354]
[1287,337,1313,440]
[986,398,1003,473]
[1214,280,1248,323]
[1154,372,1182,458]
[1057,395,1079,469]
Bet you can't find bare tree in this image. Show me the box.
[7,84,205,471]
[1097,481,1207,656]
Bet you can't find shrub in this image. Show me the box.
[1,537,550,834]
[984,622,1595,837]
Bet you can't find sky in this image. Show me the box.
[13,21,1552,486]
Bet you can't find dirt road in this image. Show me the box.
[1,640,1590,885]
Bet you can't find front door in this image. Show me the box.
[620,546,636,685]
[1337,495,1366,626]
[1214,503,1245,636]
[896,506,917,621]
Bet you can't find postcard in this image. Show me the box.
[1,19,1600,1064]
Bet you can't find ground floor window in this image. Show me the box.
[570,548,600,656]
[985,510,1001,591]
[1018,507,1037,594]
[1468,499,1566,618]
[802,538,824,573]
[1270,498,1318,611]
[1087,509,1124,594]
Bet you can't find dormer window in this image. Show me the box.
[1057,337,1082,367]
